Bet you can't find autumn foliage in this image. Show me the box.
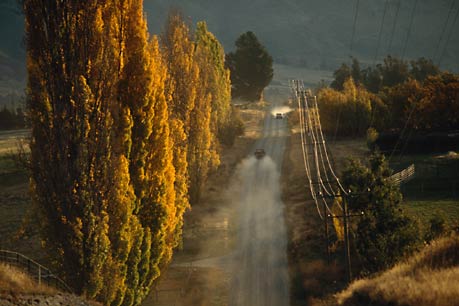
[24,2,232,305]
[320,56,459,139]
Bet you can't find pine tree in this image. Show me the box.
[226,31,273,101]
[342,153,420,273]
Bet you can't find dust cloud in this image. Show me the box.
[230,154,290,306]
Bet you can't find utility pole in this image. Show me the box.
[323,199,331,265]
[318,190,331,265]
[342,195,352,283]
[325,192,365,284]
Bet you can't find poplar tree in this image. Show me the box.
[25,1,178,305]
[195,21,232,138]
[188,21,236,203]
[161,11,194,230]
[25,0,119,296]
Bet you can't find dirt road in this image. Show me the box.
[230,104,290,306]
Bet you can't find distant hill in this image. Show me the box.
[1,0,458,98]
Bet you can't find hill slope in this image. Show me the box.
[1,0,458,97]
[336,234,459,306]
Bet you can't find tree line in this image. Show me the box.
[0,106,26,130]
[23,1,244,305]
[318,56,459,138]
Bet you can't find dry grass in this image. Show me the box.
[336,234,459,306]
[0,264,56,295]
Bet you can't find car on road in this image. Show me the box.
[275,113,283,119]
[254,148,266,159]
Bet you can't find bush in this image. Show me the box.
[425,215,447,243]
[366,127,379,152]
[342,153,421,273]
[218,108,245,147]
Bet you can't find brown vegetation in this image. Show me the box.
[0,264,56,295]
[337,234,459,306]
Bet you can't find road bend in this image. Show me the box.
[230,102,290,306]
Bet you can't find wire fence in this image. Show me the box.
[0,249,73,293]
[389,164,415,185]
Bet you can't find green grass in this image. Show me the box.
[404,200,459,228]
[390,151,459,229]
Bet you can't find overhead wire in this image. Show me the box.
[373,0,390,65]
[306,94,334,197]
[388,100,417,163]
[292,80,324,219]
[293,80,358,217]
[433,0,455,63]
[303,88,331,215]
[312,96,349,197]
[401,0,419,60]
[304,92,335,215]
[387,0,401,55]
[350,0,361,54]
[437,5,459,67]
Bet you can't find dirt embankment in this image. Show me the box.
[0,293,97,306]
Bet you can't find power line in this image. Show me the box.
[387,0,401,55]
[433,0,455,63]
[350,0,361,54]
[373,0,390,65]
[401,0,419,60]
[437,6,459,67]
[292,81,368,282]
[388,100,417,163]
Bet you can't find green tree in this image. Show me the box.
[342,153,420,273]
[226,31,273,101]
[410,57,439,82]
[330,63,351,91]
[351,57,362,85]
[380,56,410,88]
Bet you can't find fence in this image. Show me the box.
[389,164,415,185]
[0,250,73,293]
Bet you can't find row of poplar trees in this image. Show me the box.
[24,1,232,305]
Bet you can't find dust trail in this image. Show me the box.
[230,154,290,306]
[270,106,293,116]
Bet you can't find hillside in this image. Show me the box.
[0,264,98,306]
[336,234,459,306]
[1,0,459,100]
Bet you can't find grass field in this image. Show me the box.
[391,151,459,229]
[404,200,459,229]
[0,129,42,263]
